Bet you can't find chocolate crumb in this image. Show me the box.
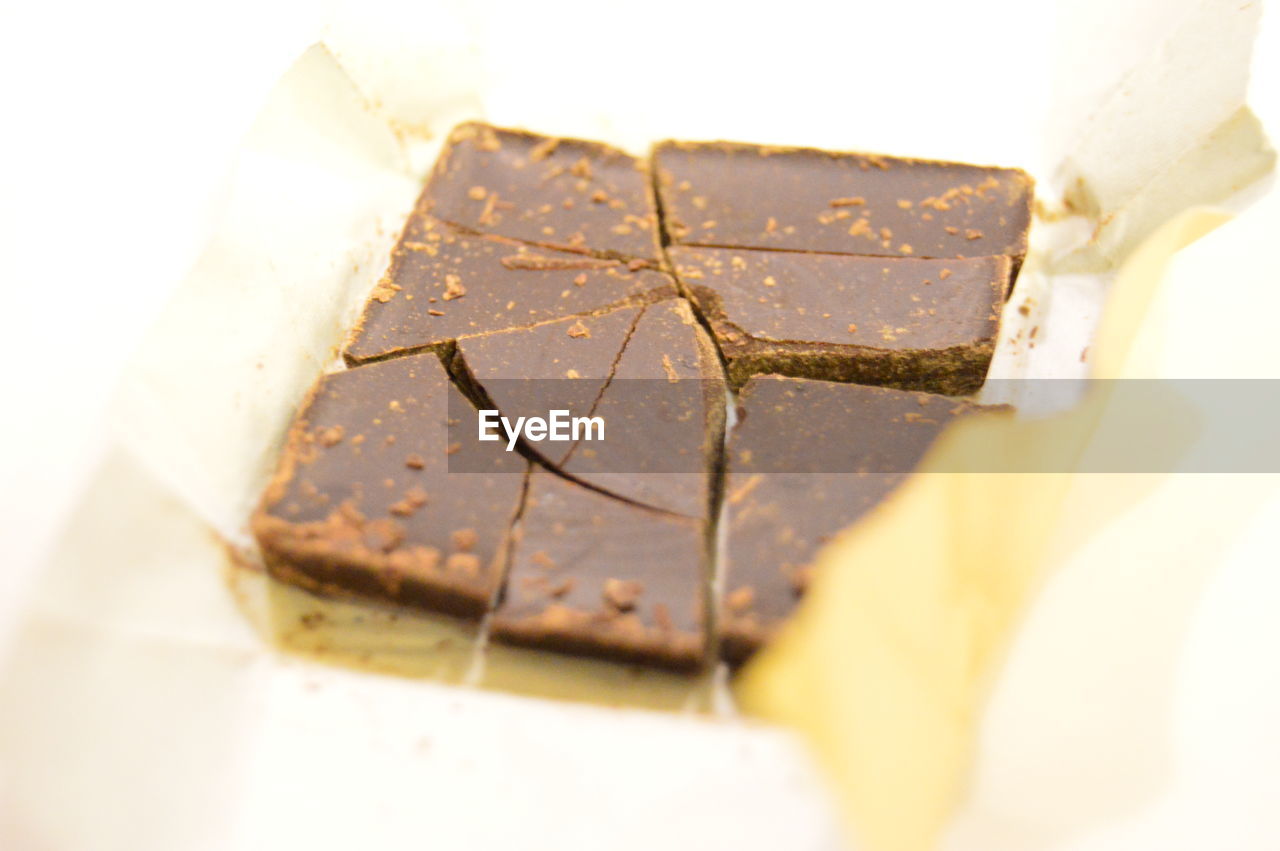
[548,577,575,598]
[442,274,466,300]
[445,552,481,577]
[318,426,345,447]
[364,518,405,552]
[451,527,478,552]
[528,137,559,161]
[371,279,401,303]
[389,486,429,516]
[728,474,763,505]
[603,578,644,611]
[726,586,755,612]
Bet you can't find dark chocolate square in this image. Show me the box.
[253,353,527,619]
[653,140,1032,264]
[425,122,662,261]
[670,246,1007,394]
[492,468,708,671]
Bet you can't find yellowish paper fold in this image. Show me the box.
[736,209,1230,851]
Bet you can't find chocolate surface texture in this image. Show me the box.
[253,353,527,619]
[653,140,1032,263]
[253,121,1031,675]
[344,215,675,365]
[669,247,1008,394]
[492,468,708,671]
[425,123,663,261]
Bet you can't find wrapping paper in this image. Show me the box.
[2,1,1277,849]
[738,209,1265,851]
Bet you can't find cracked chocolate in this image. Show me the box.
[452,297,725,519]
[344,215,674,365]
[254,121,1032,680]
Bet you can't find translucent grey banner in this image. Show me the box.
[444,379,1280,474]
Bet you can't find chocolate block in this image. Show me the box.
[344,216,675,365]
[252,353,528,619]
[561,297,725,518]
[452,297,725,518]
[720,376,998,665]
[653,140,1032,267]
[425,122,661,261]
[492,468,707,671]
[255,122,1036,683]
[670,246,1007,394]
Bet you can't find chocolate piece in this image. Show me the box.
[720,376,998,665]
[452,297,726,518]
[425,122,661,261]
[492,468,707,671]
[653,140,1032,267]
[558,297,725,518]
[344,216,675,365]
[451,303,646,466]
[252,353,528,619]
[670,247,1007,394]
